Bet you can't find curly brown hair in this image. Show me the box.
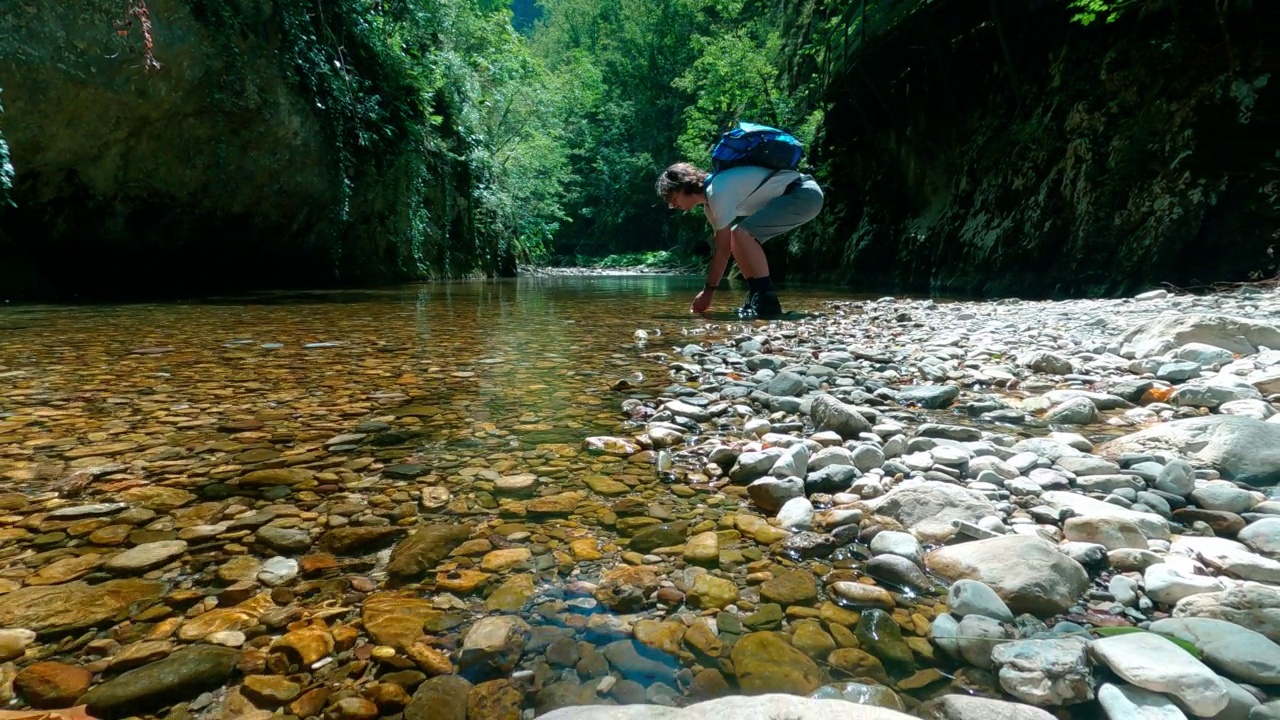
[654,162,709,200]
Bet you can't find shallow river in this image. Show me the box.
[0,276,932,719]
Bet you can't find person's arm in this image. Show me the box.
[692,226,732,313]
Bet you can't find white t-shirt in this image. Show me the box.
[704,167,801,230]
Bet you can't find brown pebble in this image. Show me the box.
[655,587,685,605]
[14,661,94,709]
[365,682,413,711]
[326,696,379,720]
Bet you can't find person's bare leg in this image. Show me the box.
[730,228,770,279]
[730,228,782,316]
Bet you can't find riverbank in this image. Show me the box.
[0,282,1278,719]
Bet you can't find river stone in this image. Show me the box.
[855,609,913,671]
[45,502,128,518]
[459,615,530,677]
[80,645,239,718]
[991,638,1093,705]
[242,674,302,705]
[1063,516,1148,551]
[811,395,872,438]
[791,620,837,659]
[1172,585,1280,642]
[1098,416,1280,486]
[539,694,915,719]
[321,524,406,555]
[630,523,688,553]
[777,496,815,530]
[602,639,678,683]
[865,481,998,543]
[914,694,1057,720]
[947,579,1014,622]
[1174,375,1263,409]
[760,568,818,605]
[896,384,960,409]
[362,593,445,650]
[104,540,187,573]
[1045,396,1098,425]
[0,628,35,661]
[26,554,105,585]
[255,525,313,553]
[747,477,805,513]
[1195,543,1280,584]
[730,448,788,483]
[527,490,587,514]
[688,574,739,610]
[869,530,923,565]
[925,535,1088,616]
[1089,631,1229,716]
[830,582,894,610]
[0,579,164,636]
[1192,482,1258,514]
[865,554,931,594]
[271,625,335,666]
[1116,314,1280,359]
[1041,491,1170,540]
[405,674,472,720]
[1143,562,1227,607]
[634,619,686,656]
[386,524,474,580]
[118,485,196,510]
[238,468,312,486]
[1149,617,1280,684]
[14,661,93,709]
[1239,517,1280,555]
[730,632,827,695]
[466,679,522,720]
[178,592,275,640]
[809,682,906,711]
[955,614,1008,669]
[1097,683,1189,720]
[684,531,720,564]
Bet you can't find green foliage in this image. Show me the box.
[1068,0,1139,25]
[573,250,697,269]
[181,0,579,276]
[526,0,821,260]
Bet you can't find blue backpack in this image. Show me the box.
[710,121,804,175]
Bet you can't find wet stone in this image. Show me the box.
[601,639,678,684]
[81,645,239,718]
[14,661,94,709]
[760,568,819,605]
[731,631,827,695]
[405,675,472,720]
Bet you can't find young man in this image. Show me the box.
[656,162,823,318]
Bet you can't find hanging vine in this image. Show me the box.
[0,90,13,207]
[114,0,161,71]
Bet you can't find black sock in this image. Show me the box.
[747,276,775,293]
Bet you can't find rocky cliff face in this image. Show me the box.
[788,0,1279,298]
[0,0,478,300]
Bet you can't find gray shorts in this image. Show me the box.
[735,176,824,242]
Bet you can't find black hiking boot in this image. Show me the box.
[737,291,759,318]
[753,291,784,318]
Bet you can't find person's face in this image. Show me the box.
[667,190,700,212]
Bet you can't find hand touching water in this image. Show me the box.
[691,288,714,313]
